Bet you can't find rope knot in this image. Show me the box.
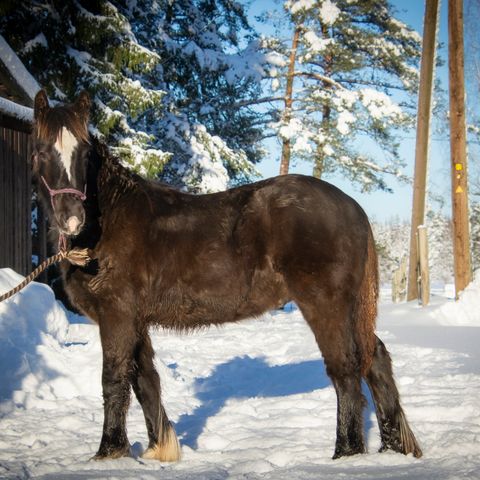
[63,248,91,267]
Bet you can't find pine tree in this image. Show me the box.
[263,0,421,191]
[372,218,410,284]
[373,212,455,286]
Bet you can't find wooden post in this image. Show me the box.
[407,0,440,301]
[417,226,430,306]
[448,0,472,298]
[279,26,301,176]
[392,255,408,303]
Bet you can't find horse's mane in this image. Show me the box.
[89,135,142,210]
[35,105,90,145]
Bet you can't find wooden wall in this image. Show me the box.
[0,114,33,276]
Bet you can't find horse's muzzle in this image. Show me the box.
[59,215,84,237]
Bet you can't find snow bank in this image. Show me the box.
[436,274,480,326]
[0,269,69,410]
[0,268,179,415]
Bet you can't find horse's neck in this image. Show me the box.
[93,140,138,211]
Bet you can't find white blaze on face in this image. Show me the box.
[54,127,78,181]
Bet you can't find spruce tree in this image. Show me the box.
[0,0,265,190]
[0,1,170,176]
[126,0,266,190]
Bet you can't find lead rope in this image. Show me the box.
[0,241,90,303]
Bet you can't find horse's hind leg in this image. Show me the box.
[365,336,422,457]
[298,297,367,459]
[131,331,181,462]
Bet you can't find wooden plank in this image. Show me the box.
[6,127,13,271]
[25,130,32,275]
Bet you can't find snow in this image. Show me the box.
[0,34,41,101]
[0,96,33,122]
[336,110,356,135]
[304,30,333,53]
[23,33,48,53]
[1,267,480,479]
[319,0,341,26]
[286,0,316,15]
[360,88,403,121]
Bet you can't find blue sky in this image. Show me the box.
[250,0,451,223]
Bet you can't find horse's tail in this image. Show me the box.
[355,224,379,376]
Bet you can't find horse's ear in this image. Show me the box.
[34,89,49,119]
[75,90,91,120]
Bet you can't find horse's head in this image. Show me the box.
[32,90,91,237]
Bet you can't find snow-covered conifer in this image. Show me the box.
[264,0,421,191]
[0,0,265,191]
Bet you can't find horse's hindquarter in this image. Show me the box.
[265,175,370,300]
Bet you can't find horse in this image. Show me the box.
[31,89,422,462]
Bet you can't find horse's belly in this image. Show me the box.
[150,272,288,328]
[151,289,240,328]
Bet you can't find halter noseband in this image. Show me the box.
[40,175,87,210]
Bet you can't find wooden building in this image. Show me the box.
[0,35,46,276]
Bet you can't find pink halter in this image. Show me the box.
[40,175,87,210]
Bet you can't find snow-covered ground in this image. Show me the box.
[0,267,479,479]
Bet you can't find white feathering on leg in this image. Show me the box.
[142,424,181,462]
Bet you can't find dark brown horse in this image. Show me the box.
[31,89,422,462]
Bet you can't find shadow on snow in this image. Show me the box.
[175,355,376,450]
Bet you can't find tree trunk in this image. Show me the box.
[313,23,333,179]
[279,26,301,175]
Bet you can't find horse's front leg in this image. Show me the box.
[94,316,136,460]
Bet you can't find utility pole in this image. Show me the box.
[279,26,300,176]
[448,0,472,297]
[407,0,440,301]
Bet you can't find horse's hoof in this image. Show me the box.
[379,442,423,458]
[91,447,130,461]
[332,444,366,459]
